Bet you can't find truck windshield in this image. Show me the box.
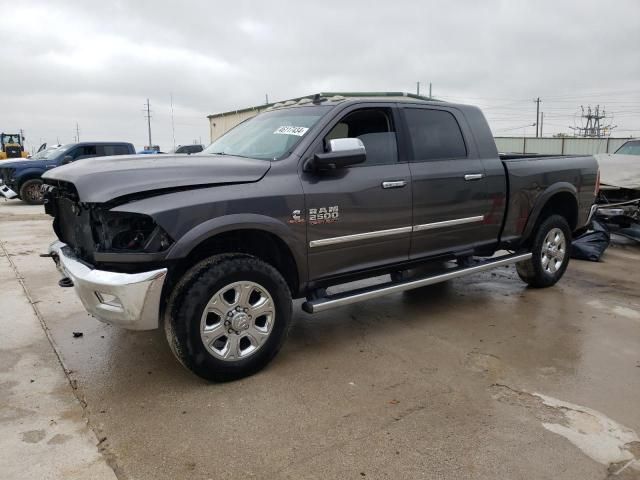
[31,146,63,160]
[202,106,331,160]
[615,140,640,155]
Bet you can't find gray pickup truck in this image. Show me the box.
[42,93,599,381]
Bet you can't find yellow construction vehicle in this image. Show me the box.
[0,132,29,160]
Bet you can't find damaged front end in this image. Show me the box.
[595,187,640,243]
[43,181,173,330]
[44,181,175,269]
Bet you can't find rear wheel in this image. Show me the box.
[165,254,292,382]
[19,179,44,205]
[516,214,571,288]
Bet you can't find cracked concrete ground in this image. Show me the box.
[0,198,639,479]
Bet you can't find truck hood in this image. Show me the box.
[595,153,640,190]
[42,154,272,202]
[0,159,55,170]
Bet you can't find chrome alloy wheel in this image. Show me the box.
[541,228,566,274]
[200,281,275,361]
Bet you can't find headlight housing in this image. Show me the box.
[93,211,174,253]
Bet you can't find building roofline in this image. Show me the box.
[207,92,436,119]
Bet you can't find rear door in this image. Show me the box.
[400,106,493,258]
[300,105,412,281]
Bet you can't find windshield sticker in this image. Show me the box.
[273,126,309,136]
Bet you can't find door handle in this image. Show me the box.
[464,173,484,181]
[381,180,407,189]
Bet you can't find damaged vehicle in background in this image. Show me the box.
[594,139,640,243]
[41,92,598,382]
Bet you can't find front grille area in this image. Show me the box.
[0,168,15,188]
[51,190,98,264]
[5,146,21,158]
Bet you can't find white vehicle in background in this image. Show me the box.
[594,139,640,242]
[595,139,640,191]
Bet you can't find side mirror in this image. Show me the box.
[61,155,73,165]
[313,138,366,170]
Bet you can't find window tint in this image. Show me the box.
[103,145,130,156]
[324,108,398,165]
[405,109,466,161]
[70,145,97,160]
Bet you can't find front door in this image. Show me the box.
[401,106,493,258]
[300,106,412,281]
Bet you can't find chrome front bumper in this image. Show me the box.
[48,241,167,330]
[0,179,18,199]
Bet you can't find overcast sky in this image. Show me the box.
[2,0,639,152]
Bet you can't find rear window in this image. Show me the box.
[405,109,467,161]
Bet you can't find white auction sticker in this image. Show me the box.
[273,126,309,136]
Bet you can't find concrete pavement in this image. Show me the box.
[0,202,117,480]
[0,198,639,479]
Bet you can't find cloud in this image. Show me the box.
[1,0,639,150]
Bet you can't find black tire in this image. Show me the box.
[165,253,292,382]
[19,179,44,205]
[516,214,572,288]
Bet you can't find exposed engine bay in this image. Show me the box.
[43,181,174,267]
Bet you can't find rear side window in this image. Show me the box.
[102,145,130,156]
[405,109,467,161]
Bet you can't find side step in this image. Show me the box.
[302,252,532,314]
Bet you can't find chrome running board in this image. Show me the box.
[302,252,532,314]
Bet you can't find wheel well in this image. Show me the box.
[173,229,299,295]
[16,174,43,191]
[538,192,578,231]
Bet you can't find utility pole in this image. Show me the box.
[540,112,544,137]
[75,123,80,142]
[429,82,432,99]
[534,97,541,137]
[416,82,420,96]
[144,99,152,147]
[265,93,269,105]
[170,93,176,152]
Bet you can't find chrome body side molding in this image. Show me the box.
[413,215,484,232]
[309,226,412,248]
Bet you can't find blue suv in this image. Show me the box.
[0,141,135,204]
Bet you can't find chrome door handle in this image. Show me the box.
[464,173,484,181]
[381,180,407,189]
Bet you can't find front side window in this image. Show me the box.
[405,108,467,161]
[203,106,331,161]
[71,146,97,160]
[324,108,398,165]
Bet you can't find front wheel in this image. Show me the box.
[516,214,572,288]
[165,254,292,382]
